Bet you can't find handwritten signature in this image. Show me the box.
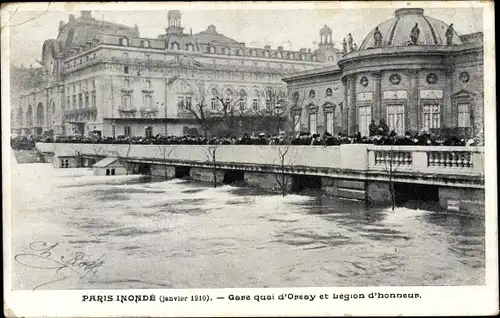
[14,241,105,290]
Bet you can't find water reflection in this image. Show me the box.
[10,163,485,289]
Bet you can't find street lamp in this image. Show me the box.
[111,120,116,138]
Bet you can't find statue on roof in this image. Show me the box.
[373,27,383,47]
[410,23,420,45]
[445,24,454,45]
[342,37,347,54]
[347,33,353,52]
[353,43,358,51]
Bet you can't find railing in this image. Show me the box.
[367,145,484,175]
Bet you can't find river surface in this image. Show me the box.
[9,161,485,290]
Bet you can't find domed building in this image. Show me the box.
[283,8,484,144]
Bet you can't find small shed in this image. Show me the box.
[93,157,127,176]
[53,150,79,168]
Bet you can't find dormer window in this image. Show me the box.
[236,49,241,56]
[170,42,180,50]
[265,51,270,57]
[186,43,194,51]
[251,50,256,57]
[120,38,129,46]
[141,40,150,48]
[221,47,226,54]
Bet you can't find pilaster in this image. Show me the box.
[408,69,419,132]
[372,71,382,122]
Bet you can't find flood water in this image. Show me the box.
[10,161,485,290]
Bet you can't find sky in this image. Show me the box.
[4,2,484,67]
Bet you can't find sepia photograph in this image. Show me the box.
[2,1,497,316]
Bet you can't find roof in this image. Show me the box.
[54,150,78,157]
[359,8,462,50]
[57,11,138,50]
[193,25,242,46]
[93,157,121,168]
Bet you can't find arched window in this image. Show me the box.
[309,90,316,98]
[264,51,270,57]
[326,88,332,97]
[170,42,180,50]
[141,40,150,48]
[185,43,194,51]
[328,56,334,62]
[292,92,300,104]
[120,38,129,46]
[210,46,215,54]
[251,50,257,57]
[278,52,283,58]
[236,49,241,56]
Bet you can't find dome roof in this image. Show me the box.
[168,10,181,19]
[359,8,462,50]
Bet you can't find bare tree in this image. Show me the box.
[380,145,404,211]
[184,83,249,138]
[274,145,292,197]
[205,144,219,188]
[251,86,288,136]
[156,144,175,180]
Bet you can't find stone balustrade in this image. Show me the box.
[366,145,484,175]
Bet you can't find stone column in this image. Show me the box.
[347,75,357,135]
[372,71,382,122]
[444,68,454,128]
[408,69,419,133]
[342,77,348,134]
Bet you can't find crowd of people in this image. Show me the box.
[12,119,475,148]
[28,130,474,148]
[10,136,36,150]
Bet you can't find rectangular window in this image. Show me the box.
[386,104,405,135]
[123,52,129,59]
[358,105,372,137]
[325,112,334,134]
[178,96,185,110]
[123,95,131,109]
[458,103,470,127]
[252,99,258,110]
[211,98,218,111]
[72,95,77,109]
[78,93,83,109]
[124,66,129,74]
[239,98,246,110]
[124,126,131,137]
[91,91,96,108]
[185,96,192,110]
[309,113,317,135]
[266,99,271,110]
[145,126,153,138]
[124,79,129,87]
[293,114,301,133]
[146,80,151,89]
[422,103,440,130]
[85,93,89,108]
[67,97,71,109]
[144,95,152,108]
[145,54,150,60]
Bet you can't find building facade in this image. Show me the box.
[10,10,341,138]
[283,8,484,144]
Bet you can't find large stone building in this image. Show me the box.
[10,10,340,138]
[283,8,484,144]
